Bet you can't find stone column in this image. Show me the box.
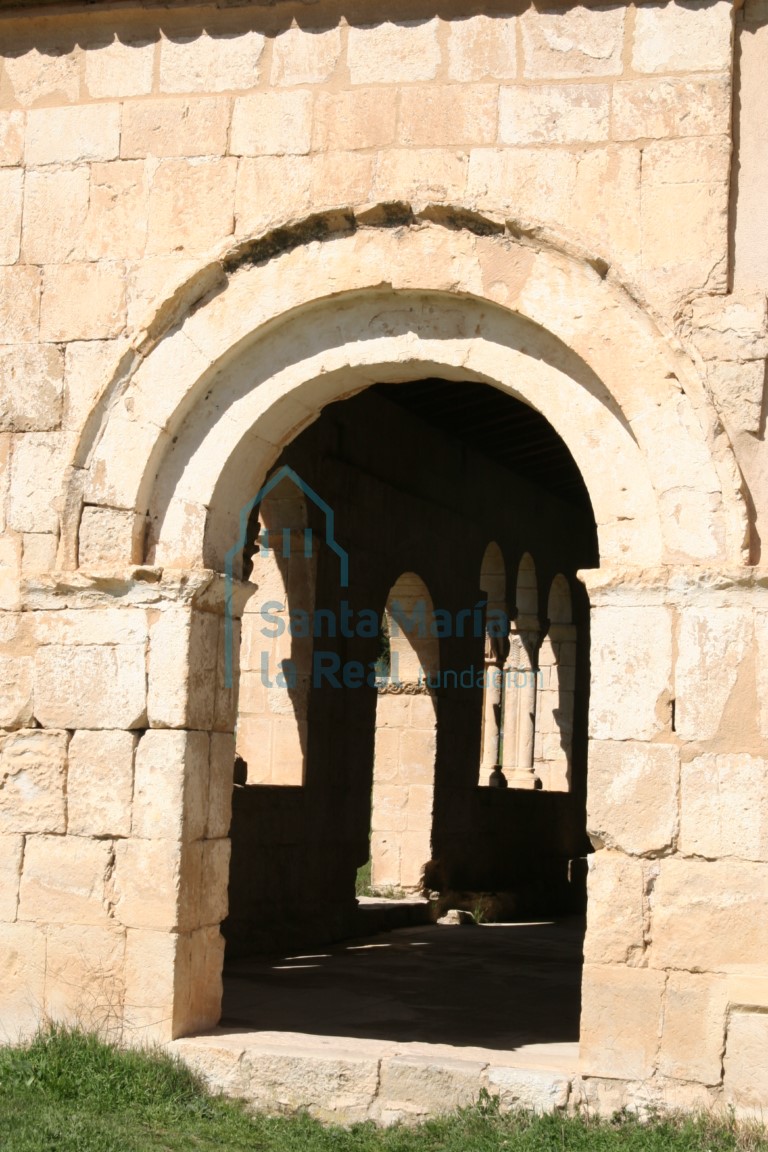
[479,632,504,783]
[501,617,539,789]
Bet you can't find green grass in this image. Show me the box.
[1,1026,767,1152]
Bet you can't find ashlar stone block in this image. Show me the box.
[680,753,768,862]
[499,83,610,145]
[44,923,126,1030]
[0,729,67,835]
[84,35,155,98]
[0,167,21,265]
[121,97,230,159]
[132,729,209,842]
[583,851,645,964]
[632,0,733,74]
[649,858,768,971]
[145,157,237,256]
[658,972,728,1085]
[347,19,440,84]
[34,643,147,729]
[270,26,341,86]
[40,263,125,342]
[521,5,625,79]
[588,741,679,857]
[724,1012,768,1115]
[67,729,136,837]
[579,964,665,1080]
[0,111,23,167]
[159,30,264,93]
[25,104,119,166]
[674,607,752,741]
[18,836,113,926]
[0,344,64,432]
[0,922,46,1041]
[447,15,517,82]
[22,166,90,265]
[230,90,312,157]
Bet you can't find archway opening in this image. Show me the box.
[222,377,598,1056]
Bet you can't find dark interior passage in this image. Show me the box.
[221,917,584,1054]
[224,378,599,1010]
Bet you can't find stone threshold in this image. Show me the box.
[170,1028,578,1125]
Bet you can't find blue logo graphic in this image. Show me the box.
[224,465,349,688]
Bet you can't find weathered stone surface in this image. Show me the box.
[0,922,46,1041]
[8,431,68,534]
[208,732,235,839]
[67,729,136,837]
[121,97,230,158]
[347,20,440,85]
[579,965,665,1080]
[400,85,497,147]
[113,838,182,930]
[374,1055,485,1121]
[230,91,312,157]
[145,157,237,255]
[271,26,341,86]
[0,344,63,432]
[0,111,23,166]
[588,742,679,857]
[84,35,155,99]
[648,858,768,971]
[499,84,610,145]
[22,166,90,264]
[41,264,125,341]
[313,88,397,151]
[34,643,147,729]
[238,1044,380,1123]
[724,1012,768,1115]
[674,607,752,742]
[374,149,468,203]
[123,927,179,1040]
[632,0,733,74]
[4,47,79,106]
[148,608,218,729]
[44,922,125,1030]
[159,30,264,93]
[680,753,768,861]
[26,104,120,165]
[613,76,731,142]
[132,729,209,842]
[521,5,625,78]
[486,1064,570,1113]
[0,166,21,264]
[0,729,66,834]
[18,835,112,925]
[0,266,39,342]
[658,972,728,1086]
[588,607,672,741]
[234,155,312,236]
[447,15,517,82]
[0,834,23,920]
[583,851,645,964]
[78,506,142,567]
[84,160,150,261]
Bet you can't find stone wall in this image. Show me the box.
[0,0,767,1120]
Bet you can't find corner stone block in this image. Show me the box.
[18,836,114,926]
[583,851,645,964]
[658,972,728,1086]
[649,858,768,971]
[208,733,235,839]
[148,608,218,729]
[579,964,665,1080]
[123,927,182,1042]
[589,606,672,740]
[587,741,679,856]
[132,729,209,842]
[0,922,46,1041]
[182,925,225,1034]
[0,729,67,835]
[67,729,136,837]
[680,753,768,862]
[34,643,147,730]
[112,838,183,931]
[724,1012,768,1116]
